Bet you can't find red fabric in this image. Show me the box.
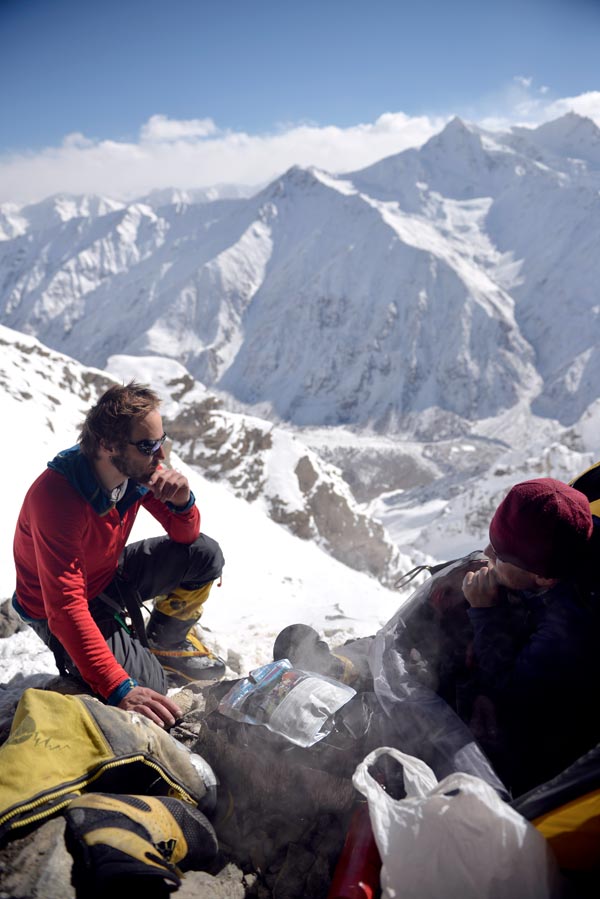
[489,477,593,577]
[13,468,200,698]
[327,804,380,899]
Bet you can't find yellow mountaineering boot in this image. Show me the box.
[146,583,226,682]
[64,792,218,899]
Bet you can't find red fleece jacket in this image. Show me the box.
[13,468,200,699]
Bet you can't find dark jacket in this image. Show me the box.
[468,581,600,794]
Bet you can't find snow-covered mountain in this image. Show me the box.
[371,401,599,563]
[1,113,599,430]
[139,184,259,208]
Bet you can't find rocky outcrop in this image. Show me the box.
[166,401,403,585]
[301,438,441,503]
[0,598,25,639]
[0,818,75,899]
[168,400,271,502]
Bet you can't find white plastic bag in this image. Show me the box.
[353,747,562,899]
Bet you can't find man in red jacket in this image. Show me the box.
[13,382,225,727]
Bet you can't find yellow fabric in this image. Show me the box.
[68,794,188,867]
[0,688,211,840]
[0,688,112,829]
[570,460,600,516]
[153,582,214,623]
[331,652,359,686]
[534,789,600,870]
[570,459,600,483]
[151,630,213,658]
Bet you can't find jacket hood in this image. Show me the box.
[48,445,148,517]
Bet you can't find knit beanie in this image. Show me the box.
[489,478,593,578]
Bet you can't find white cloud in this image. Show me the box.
[139,114,218,142]
[542,90,600,123]
[514,75,533,89]
[62,132,95,149]
[1,86,600,205]
[0,113,444,204]
[475,82,600,133]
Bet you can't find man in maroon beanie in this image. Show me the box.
[462,478,599,795]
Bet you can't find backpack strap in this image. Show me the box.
[394,560,455,590]
[96,575,149,647]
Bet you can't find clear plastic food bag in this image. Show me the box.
[218,658,356,747]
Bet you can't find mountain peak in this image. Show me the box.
[443,116,472,134]
[283,164,319,182]
[23,192,124,226]
[521,112,600,169]
[267,165,325,199]
[423,116,483,155]
[533,111,600,141]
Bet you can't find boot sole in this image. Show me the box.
[160,662,227,683]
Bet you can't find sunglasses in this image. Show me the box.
[128,433,167,456]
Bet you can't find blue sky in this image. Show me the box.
[1,0,599,202]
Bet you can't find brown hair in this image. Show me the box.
[79,381,161,459]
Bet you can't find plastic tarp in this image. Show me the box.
[368,553,509,797]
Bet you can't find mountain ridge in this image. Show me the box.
[1,113,599,429]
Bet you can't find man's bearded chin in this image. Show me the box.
[136,468,157,484]
[110,451,154,483]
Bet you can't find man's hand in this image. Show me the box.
[118,686,182,728]
[146,468,190,507]
[462,564,501,608]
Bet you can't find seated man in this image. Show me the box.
[13,381,225,728]
[462,478,600,795]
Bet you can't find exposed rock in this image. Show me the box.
[177,863,247,899]
[0,598,26,639]
[304,440,440,503]
[167,403,271,502]
[307,479,393,578]
[0,818,74,899]
[168,404,404,585]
